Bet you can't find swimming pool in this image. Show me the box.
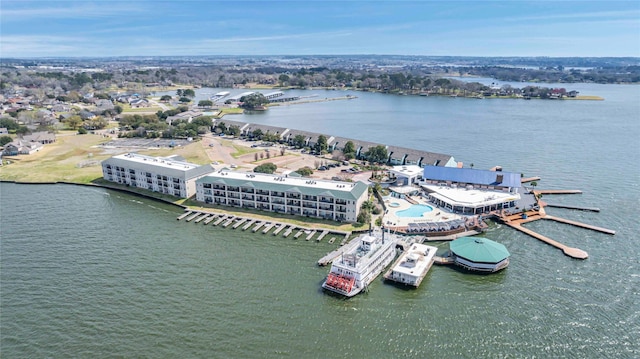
[395,204,434,218]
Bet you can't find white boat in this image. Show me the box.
[322,230,398,297]
[383,242,437,287]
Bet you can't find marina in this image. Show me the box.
[175,209,350,242]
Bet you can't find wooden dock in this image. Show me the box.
[252,222,265,233]
[506,222,589,259]
[305,230,316,241]
[318,235,359,266]
[545,203,600,212]
[242,219,255,231]
[273,224,286,236]
[521,176,541,183]
[233,218,247,229]
[213,216,226,226]
[175,210,351,249]
[177,211,192,220]
[222,217,235,227]
[316,230,329,242]
[434,255,455,265]
[283,226,295,238]
[194,213,210,223]
[543,215,615,235]
[262,223,275,234]
[185,212,201,222]
[535,189,583,195]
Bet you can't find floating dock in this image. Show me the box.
[222,217,235,227]
[177,211,192,220]
[262,223,275,234]
[273,224,286,236]
[194,214,210,223]
[318,233,357,266]
[544,203,600,212]
[383,243,438,287]
[176,210,350,248]
[535,189,582,195]
[253,222,265,233]
[316,230,329,242]
[213,216,226,226]
[233,218,247,229]
[242,219,255,231]
[185,212,200,222]
[283,226,295,237]
[305,230,316,241]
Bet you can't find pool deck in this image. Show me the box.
[383,196,466,228]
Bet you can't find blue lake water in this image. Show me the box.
[2,81,639,357]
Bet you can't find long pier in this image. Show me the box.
[544,203,600,212]
[505,222,589,259]
[535,189,583,195]
[544,215,615,235]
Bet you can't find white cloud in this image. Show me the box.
[0,2,144,20]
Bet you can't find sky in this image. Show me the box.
[1,0,639,58]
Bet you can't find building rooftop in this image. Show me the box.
[390,243,437,277]
[390,165,423,177]
[104,153,214,179]
[198,170,369,201]
[421,184,520,208]
[423,166,522,188]
[450,236,510,264]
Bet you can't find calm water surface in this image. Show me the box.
[2,82,639,357]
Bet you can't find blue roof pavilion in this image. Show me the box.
[423,166,521,189]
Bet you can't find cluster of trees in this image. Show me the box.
[117,111,212,139]
[357,198,383,225]
[253,162,277,174]
[2,57,638,106]
[239,93,269,110]
[465,65,640,84]
[0,118,29,135]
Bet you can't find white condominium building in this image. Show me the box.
[101,153,214,198]
[195,170,370,222]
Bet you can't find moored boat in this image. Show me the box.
[322,230,398,297]
[383,242,437,287]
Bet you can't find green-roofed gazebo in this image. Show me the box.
[449,236,510,273]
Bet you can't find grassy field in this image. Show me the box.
[119,103,163,113]
[0,132,211,183]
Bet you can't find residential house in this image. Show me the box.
[2,140,43,155]
[129,99,150,108]
[22,131,56,144]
